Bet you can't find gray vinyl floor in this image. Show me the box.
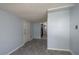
[11,39,72,55]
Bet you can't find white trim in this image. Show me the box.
[7,39,32,55]
[7,43,24,55]
[47,48,71,52]
[69,50,75,55]
[48,48,74,55]
[48,4,74,12]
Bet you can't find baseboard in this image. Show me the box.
[7,39,33,55]
[69,50,75,55]
[7,43,24,55]
[47,48,71,52]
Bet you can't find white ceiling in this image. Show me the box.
[0,3,74,22]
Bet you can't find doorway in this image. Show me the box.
[41,22,47,40]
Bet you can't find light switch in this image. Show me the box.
[75,25,78,30]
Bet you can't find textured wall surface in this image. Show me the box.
[0,10,31,54]
[48,9,70,49]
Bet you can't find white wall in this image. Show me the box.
[70,4,79,55]
[32,23,41,39]
[48,9,70,49]
[0,10,31,55]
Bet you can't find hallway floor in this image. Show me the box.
[11,39,72,55]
